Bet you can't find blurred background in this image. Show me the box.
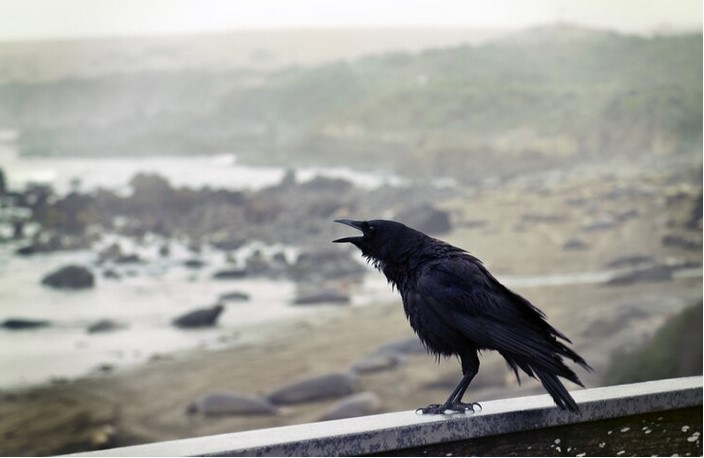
[0,0,701,454]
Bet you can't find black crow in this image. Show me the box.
[334,219,592,414]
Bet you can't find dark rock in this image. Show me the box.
[1,318,51,330]
[115,254,142,264]
[41,265,95,289]
[15,244,40,256]
[301,176,353,194]
[686,194,702,230]
[184,259,206,269]
[293,287,350,305]
[87,319,127,334]
[318,392,381,421]
[188,392,278,416]
[103,269,121,280]
[245,250,288,277]
[172,304,225,328]
[267,372,358,405]
[15,235,72,256]
[562,238,589,250]
[662,234,702,251]
[374,337,426,356]
[210,235,247,251]
[605,254,655,269]
[97,243,121,263]
[212,269,247,280]
[607,264,675,286]
[351,353,404,374]
[97,243,141,264]
[395,204,451,234]
[218,291,251,302]
[96,364,114,373]
[159,244,171,257]
[581,218,616,232]
[614,208,639,222]
[289,249,365,282]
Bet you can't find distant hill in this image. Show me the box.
[0,28,508,82]
[0,25,700,182]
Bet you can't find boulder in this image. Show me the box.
[686,194,702,230]
[395,204,451,234]
[41,265,95,289]
[318,392,381,421]
[218,291,250,302]
[662,234,701,251]
[614,208,639,222]
[351,353,404,374]
[293,287,350,305]
[212,269,247,280]
[1,318,51,330]
[267,372,358,405]
[184,259,206,269]
[97,243,143,264]
[289,249,365,282]
[562,238,589,251]
[103,269,121,280]
[244,250,289,277]
[188,392,278,416]
[374,337,426,356]
[172,304,225,328]
[581,218,616,232]
[87,319,127,334]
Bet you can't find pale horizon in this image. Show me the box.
[0,0,701,42]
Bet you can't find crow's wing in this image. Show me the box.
[411,255,574,366]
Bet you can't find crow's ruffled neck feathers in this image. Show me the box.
[364,231,459,289]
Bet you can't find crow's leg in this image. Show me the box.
[418,351,481,415]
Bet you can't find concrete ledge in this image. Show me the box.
[70,376,702,457]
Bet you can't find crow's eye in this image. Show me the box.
[366,224,376,233]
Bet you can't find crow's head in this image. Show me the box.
[333,219,421,266]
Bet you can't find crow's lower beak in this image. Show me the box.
[333,219,365,243]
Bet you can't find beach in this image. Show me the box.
[0,158,700,456]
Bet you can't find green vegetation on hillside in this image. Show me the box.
[0,26,701,181]
[604,302,703,385]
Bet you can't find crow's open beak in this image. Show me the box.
[333,219,365,243]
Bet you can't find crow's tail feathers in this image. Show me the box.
[535,368,580,413]
[503,345,590,413]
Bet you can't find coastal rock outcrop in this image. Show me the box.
[41,265,95,289]
[267,372,357,405]
[172,304,225,328]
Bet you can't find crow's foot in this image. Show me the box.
[415,401,481,415]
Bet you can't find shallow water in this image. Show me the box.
[0,145,405,195]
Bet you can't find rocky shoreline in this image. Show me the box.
[0,156,701,455]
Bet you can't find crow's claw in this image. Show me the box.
[415,401,482,415]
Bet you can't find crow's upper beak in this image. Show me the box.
[333,219,365,243]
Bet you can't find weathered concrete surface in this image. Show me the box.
[68,376,702,457]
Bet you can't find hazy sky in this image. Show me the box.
[0,0,701,41]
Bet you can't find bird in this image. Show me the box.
[333,219,592,414]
